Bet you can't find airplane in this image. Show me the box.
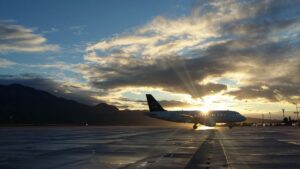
[146,94,246,129]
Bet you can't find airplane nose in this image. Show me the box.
[241,115,246,121]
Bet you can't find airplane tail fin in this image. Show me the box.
[146,94,165,112]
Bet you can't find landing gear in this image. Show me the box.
[193,123,198,130]
[228,123,234,129]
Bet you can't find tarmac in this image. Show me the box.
[0,126,300,169]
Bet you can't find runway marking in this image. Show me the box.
[185,130,229,169]
[278,139,300,146]
[216,131,252,169]
[287,142,300,146]
[217,133,231,169]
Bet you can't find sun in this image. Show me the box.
[200,106,210,114]
[199,93,231,112]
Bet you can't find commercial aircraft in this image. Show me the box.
[146,94,246,129]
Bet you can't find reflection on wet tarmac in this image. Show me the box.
[0,126,300,169]
[194,126,215,131]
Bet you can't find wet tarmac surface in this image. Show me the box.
[0,126,300,169]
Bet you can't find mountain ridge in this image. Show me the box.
[0,84,179,126]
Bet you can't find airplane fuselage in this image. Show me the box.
[148,110,246,126]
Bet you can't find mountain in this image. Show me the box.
[0,84,178,126]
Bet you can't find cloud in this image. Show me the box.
[85,55,231,98]
[136,99,200,109]
[107,93,200,110]
[0,74,103,105]
[41,27,59,34]
[0,58,15,68]
[22,61,84,73]
[0,21,60,53]
[159,100,201,108]
[22,0,298,109]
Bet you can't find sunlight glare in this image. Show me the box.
[195,125,215,130]
[200,106,210,114]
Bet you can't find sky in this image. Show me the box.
[1,0,300,119]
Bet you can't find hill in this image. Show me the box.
[0,84,178,126]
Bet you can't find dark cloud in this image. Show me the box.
[159,100,201,108]
[83,0,300,103]
[228,86,279,102]
[228,73,300,103]
[89,56,230,98]
[0,74,102,105]
[222,1,300,36]
[120,98,199,109]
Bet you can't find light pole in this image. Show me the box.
[282,109,285,119]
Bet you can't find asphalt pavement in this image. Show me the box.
[0,126,300,169]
